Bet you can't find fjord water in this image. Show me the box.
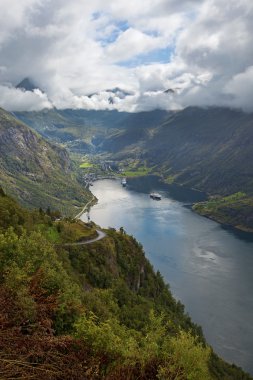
[81,178,253,374]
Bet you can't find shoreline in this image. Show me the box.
[78,174,253,237]
[146,174,253,237]
[75,194,97,219]
[192,210,253,238]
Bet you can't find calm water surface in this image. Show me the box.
[81,178,253,374]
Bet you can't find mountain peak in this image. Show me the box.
[16,77,41,92]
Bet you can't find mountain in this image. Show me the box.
[0,107,91,214]
[88,87,134,105]
[142,107,253,195]
[99,109,170,154]
[16,77,42,92]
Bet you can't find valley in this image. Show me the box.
[16,106,253,233]
[0,105,252,377]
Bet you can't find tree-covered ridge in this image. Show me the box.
[193,192,253,232]
[0,188,251,379]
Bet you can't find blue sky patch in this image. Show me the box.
[96,19,130,46]
[118,46,175,67]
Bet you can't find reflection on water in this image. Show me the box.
[81,179,253,374]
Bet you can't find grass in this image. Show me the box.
[121,166,151,177]
[122,160,151,177]
[80,162,94,169]
[57,220,97,243]
[38,220,97,243]
[46,226,60,242]
[37,224,60,243]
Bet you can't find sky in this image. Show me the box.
[0,0,252,112]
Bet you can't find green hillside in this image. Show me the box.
[0,188,251,379]
[193,192,253,232]
[143,107,253,195]
[0,108,91,215]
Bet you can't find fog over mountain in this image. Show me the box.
[0,0,252,112]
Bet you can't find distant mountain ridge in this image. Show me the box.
[14,108,170,152]
[14,105,253,197]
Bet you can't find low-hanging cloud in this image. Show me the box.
[0,0,252,112]
[0,85,52,111]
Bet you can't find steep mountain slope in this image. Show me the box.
[100,109,169,153]
[0,108,91,214]
[0,189,251,380]
[144,107,253,195]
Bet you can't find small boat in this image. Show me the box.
[150,192,161,200]
[121,178,127,187]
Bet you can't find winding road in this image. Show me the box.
[62,229,106,247]
[74,195,96,220]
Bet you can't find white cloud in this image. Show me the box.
[224,66,253,111]
[0,0,252,111]
[0,86,52,111]
[105,28,167,62]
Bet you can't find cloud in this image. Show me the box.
[0,0,252,112]
[105,28,167,62]
[224,66,253,111]
[0,86,52,111]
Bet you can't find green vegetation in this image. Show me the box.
[80,162,94,168]
[0,107,92,216]
[122,166,151,177]
[193,192,253,232]
[0,187,251,379]
[164,175,176,184]
[120,159,152,177]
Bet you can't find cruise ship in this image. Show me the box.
[150,192,162,200]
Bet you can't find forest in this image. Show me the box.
[0,186,251,379]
